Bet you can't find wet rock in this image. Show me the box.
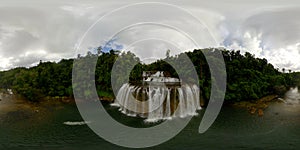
[250,107,256,115]
[233,95,279,116]
[100,97,114,102]
[258,109,264,116]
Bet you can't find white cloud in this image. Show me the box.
[223,7,300,71]
[226,31,263,57]
[0,0,300,71]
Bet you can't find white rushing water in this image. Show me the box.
[63,121,91,126]
[112,83,202,123]
[282,87,300,105]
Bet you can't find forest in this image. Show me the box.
[0,48,298,104]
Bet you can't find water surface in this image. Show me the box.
[0,94,299,149]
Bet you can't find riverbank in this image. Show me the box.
[0,90,287,118]
[36,94,283,118]
[232,95,281,116]
[98,91,283,118]
[42,91,115,103]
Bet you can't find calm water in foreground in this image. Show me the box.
[0,96,299,150]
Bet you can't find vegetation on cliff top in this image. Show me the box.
[0,48,298,103]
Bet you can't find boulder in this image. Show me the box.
[250,107,256,115]
[258,109,264,116]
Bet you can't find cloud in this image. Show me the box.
[0,5,95,70]
[102,38,124,52]
[0,0,300,72]
[223,7,300,71]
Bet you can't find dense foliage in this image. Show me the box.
[0,48,297,103]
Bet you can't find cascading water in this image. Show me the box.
[112,71,202,123]
[282,87,300,105]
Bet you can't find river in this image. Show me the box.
[0,91,299,149]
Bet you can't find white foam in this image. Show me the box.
[110,103,120,107]
[284,87,300,105]
[63,121,91,126]
[144,118,161,123]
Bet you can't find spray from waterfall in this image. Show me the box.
[282,87,300,105]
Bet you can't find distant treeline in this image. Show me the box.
[0,48,298,103]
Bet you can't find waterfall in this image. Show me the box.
[283,87,300,105]
[185,85,197,116]
[111,71,201,122]
[176,87,186,118]
[113,83,201,122]
[192,84,201,110]
[146,86,166,122]
[164,88,171,120]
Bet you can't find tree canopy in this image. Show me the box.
[0,48,297,103]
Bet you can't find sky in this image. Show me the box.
[0,0,300,71]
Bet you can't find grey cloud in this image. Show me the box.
[241,8,300,49]
[222,6,300,71]
[0,5,96,69]
[1,0,300,71]
[1,30,39,57]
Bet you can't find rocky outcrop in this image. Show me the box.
[233,95,279,117]
[99,96,114,102]
[258,109,264,116]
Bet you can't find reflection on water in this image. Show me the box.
[0,91,299,149]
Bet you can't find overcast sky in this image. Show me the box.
[0,0,300,71]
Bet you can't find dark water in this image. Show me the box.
[0,99,299,150]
